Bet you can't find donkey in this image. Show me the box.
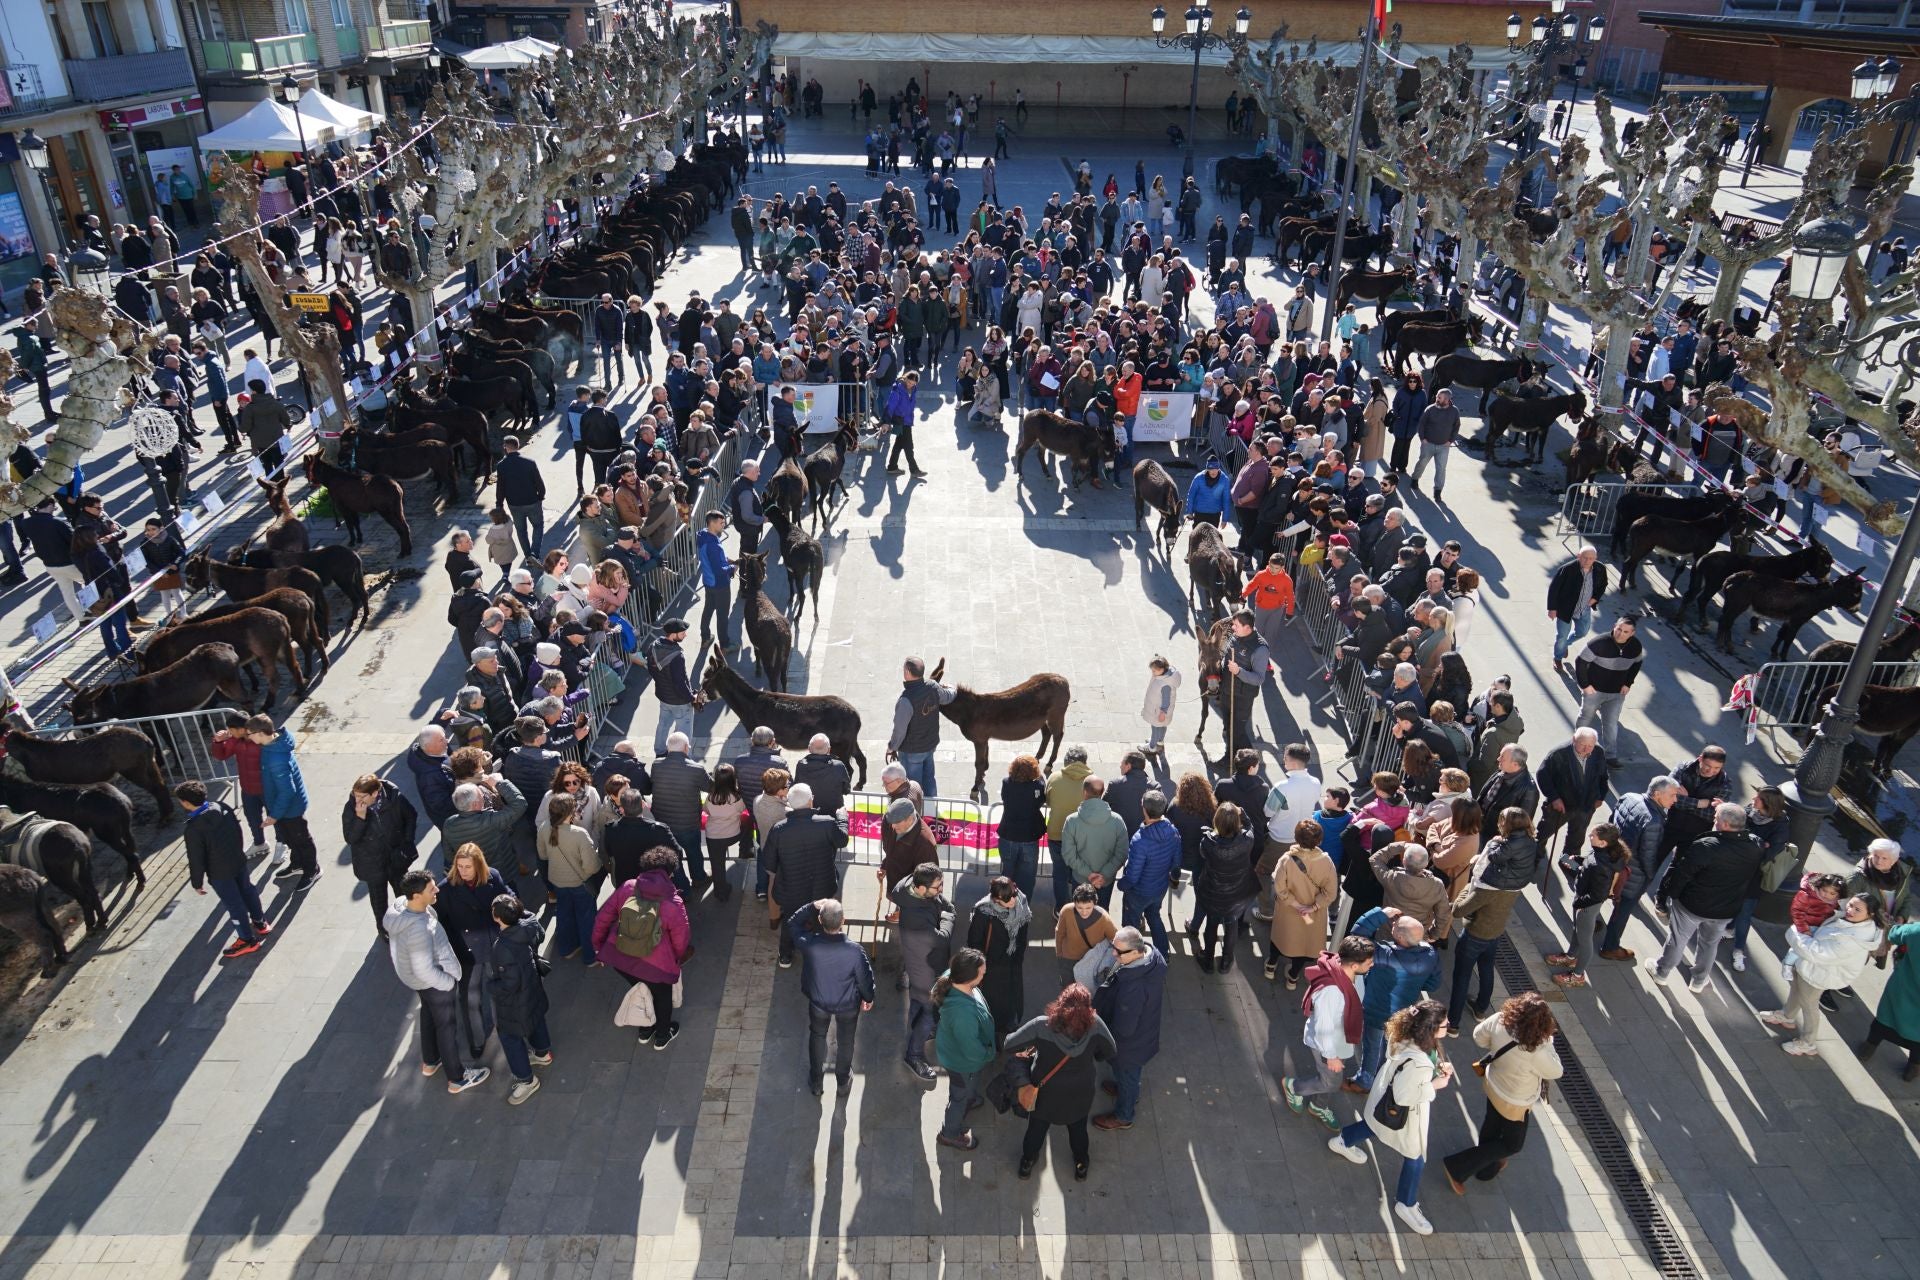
[1716,569,1866,659]
[1015,411,1111,490]
[0,864,71,977]
[802,421,860,532]
[1826,682,1920,778]
[1678,540,1833,629]
[64,642,249,724]
[184,549,330,642]
[765,505,824,627]
[927,659,1071,801]
[0,808,110,934]
[0,725,172,823]
[1620,505,1750,593]
[303,453,413,556]
[259,477,310,567]
[766,455,810,523]
[1187,522,1243,624]
[736,552,794,692]
[699,650,866,786]
[238,543,371,629]
[1483,389,1588,465]
[0,775,142,887]
[1132,460,1184,560]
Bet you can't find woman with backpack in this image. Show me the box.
[486,894,555,1105]
[1002,983,1115,1181]
[592,846,693,1050]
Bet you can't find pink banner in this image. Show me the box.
[848,800,1003,851]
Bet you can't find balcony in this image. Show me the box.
[365,19,433,56]
[62,48,197,104]
[198,32,318,78]
[332,24,363,63]
[0,64,54,120]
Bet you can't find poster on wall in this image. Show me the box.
[1130,391,1195,442]
[0,192,33,264]
[142,146,201,206]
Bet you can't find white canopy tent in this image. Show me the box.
[196,97,332,153]
[461,37,560,69]
[297,88,379,139]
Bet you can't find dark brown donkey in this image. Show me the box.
[1187,522,1243,624]
[183,549,330,641]
[927,659,1072,801]
[736,552,794,692]
[1132,460,1184,560]
[260,477,309,566]
[304,453,413,556]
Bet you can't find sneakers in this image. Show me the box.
[1551,971,1590,988]
[246,842,269,859]
[272,864,302,881]
[294,873,319,893]
[421,1062,440,1077]
[1643,960,1673,985]
[1545,953,1578,968]
[251,920,273,936]
[1281,1076,1304,1113]
[529,1050,555,1066]
[221,938,262,959]
[1393,1202,1434,1236]
[1759,1011,1798,1031]
[1687,971,1712,995]
[652,1021,681,1051]
[1732,948,1747,973]
[508,1077,542,1105]
[1781,1039,1819,1056]
[1306,1102,1339,1131]
[270,844,290,868]
[447,1067,490,1094]
[1328,1135,1366,1164]
[778,956,793,969]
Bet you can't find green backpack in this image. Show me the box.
[616,893,662,957]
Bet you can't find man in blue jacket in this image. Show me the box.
[493,435,546,562]
[1120,791,1181,954]
[883,370,925,478]
[1599,776,1678,961]
[789,898,876,1095]
[1344,905,1440,1089]
[696,510,735,651]
[249,716,318,892]
[1093,926,1167,1130]
[1185,455,1232,525]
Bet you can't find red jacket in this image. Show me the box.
[210,733,264,794]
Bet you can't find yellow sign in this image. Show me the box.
[288,292,330,312]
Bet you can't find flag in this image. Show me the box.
[1372,0,1391,34]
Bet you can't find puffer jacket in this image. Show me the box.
[1477,833,1542,891]
[1194,827,1259,915]
[340,780,420,882]
[485,914,550,1037]
[1786,913,1883,991]
[1121,818,1183,902]
[1348,907,1442,1026]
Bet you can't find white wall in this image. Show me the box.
[9,5,72,101]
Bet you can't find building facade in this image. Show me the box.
[180,0,437,129]
[442,0,640,50]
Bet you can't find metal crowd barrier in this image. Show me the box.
[839,791,1010,879]
[40,706,239,787]
[1748,659,1920,740]
[1555,480,1708,542]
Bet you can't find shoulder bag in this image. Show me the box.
[1471,1036,1521,1078]
[1371,1055,1411,1131]
[1015,1048,1071,1115]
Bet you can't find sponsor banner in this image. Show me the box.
[1132,391,1194,442]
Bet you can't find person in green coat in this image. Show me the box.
[12,327,53,419]
[1860,839,1920,1081]
[933,949,996,1151]
[1061,779,1129,912]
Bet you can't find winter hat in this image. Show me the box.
[535,642,562,665]
[569,563,594,587]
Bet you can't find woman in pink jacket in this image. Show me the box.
[593,847,693,1050]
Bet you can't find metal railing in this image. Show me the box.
[1555,480,1711,542]
[331,24,363,64]
[40,706,238,786]
[366,19,433,53]
[63,49,197,103]
[840,792,1005,878]
[1748,659,1920,741]
[0,64,51,118]
[199,33,318,76]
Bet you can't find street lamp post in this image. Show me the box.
[1506,4,1602,150]
[1776,210,1920,893]
[279,73,313,207]
[16,128,66,261]
[1149,0,1252,182]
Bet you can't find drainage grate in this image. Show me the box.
[1492,941,1701,1280]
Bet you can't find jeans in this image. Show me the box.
[1123,891,1169,955]
[1411,440,1451,491]
[237,792,262,848]
[1448,931,1500,1027]
[703,835,736,885]
[755,836,775,896]
[1339,1121,1425,1206]
[1652,902,1730,988]
[498,1015,553,1082]
[897,751,937,797]
[998,838,1040,902]
[1111,1062,1144,1122]
[1147,723,1167,750]
[1022,1113,1090,1167]
[809,1005,859,1082]
[209,875,265,942]
[1551,606,1593,662]
[99,606,131,658]
[1576,690,1627,756]
[655,702,696,757]
[1050,847,1074,911]
[1443,1098,1530,1185]
[416,985,468,1079]
[550,884,598,964]
[598,340,623,384]
[1600,887,1644,953]
[941,1066,986,1137]
[905,996,937,1064]
[885,424,921,472]
[1730,893,1761,953]
[701,580,733,647]
[458,927,496,1052]
[1566,902,1605,973]
[509,503,545,561]
[1355,1023,1388,1088]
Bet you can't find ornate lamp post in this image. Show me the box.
[16,128,65,260]
[279,74,313,177]
[1776,210,1920,892]
[1149,0,1252,180]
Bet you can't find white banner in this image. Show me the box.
[1131,391,1195,442]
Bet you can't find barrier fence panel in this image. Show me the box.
[758,382,876,440]
[41,707,238,787]
[1749,659,1920,738]
[839,792,1008,881]
[1555,481,1708,542]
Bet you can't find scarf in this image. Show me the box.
[975,891,1031,956]
[1300,951,1364,1045]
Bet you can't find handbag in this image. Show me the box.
[1371,1056,1411,1131]
[1016,1049,1070,1114]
